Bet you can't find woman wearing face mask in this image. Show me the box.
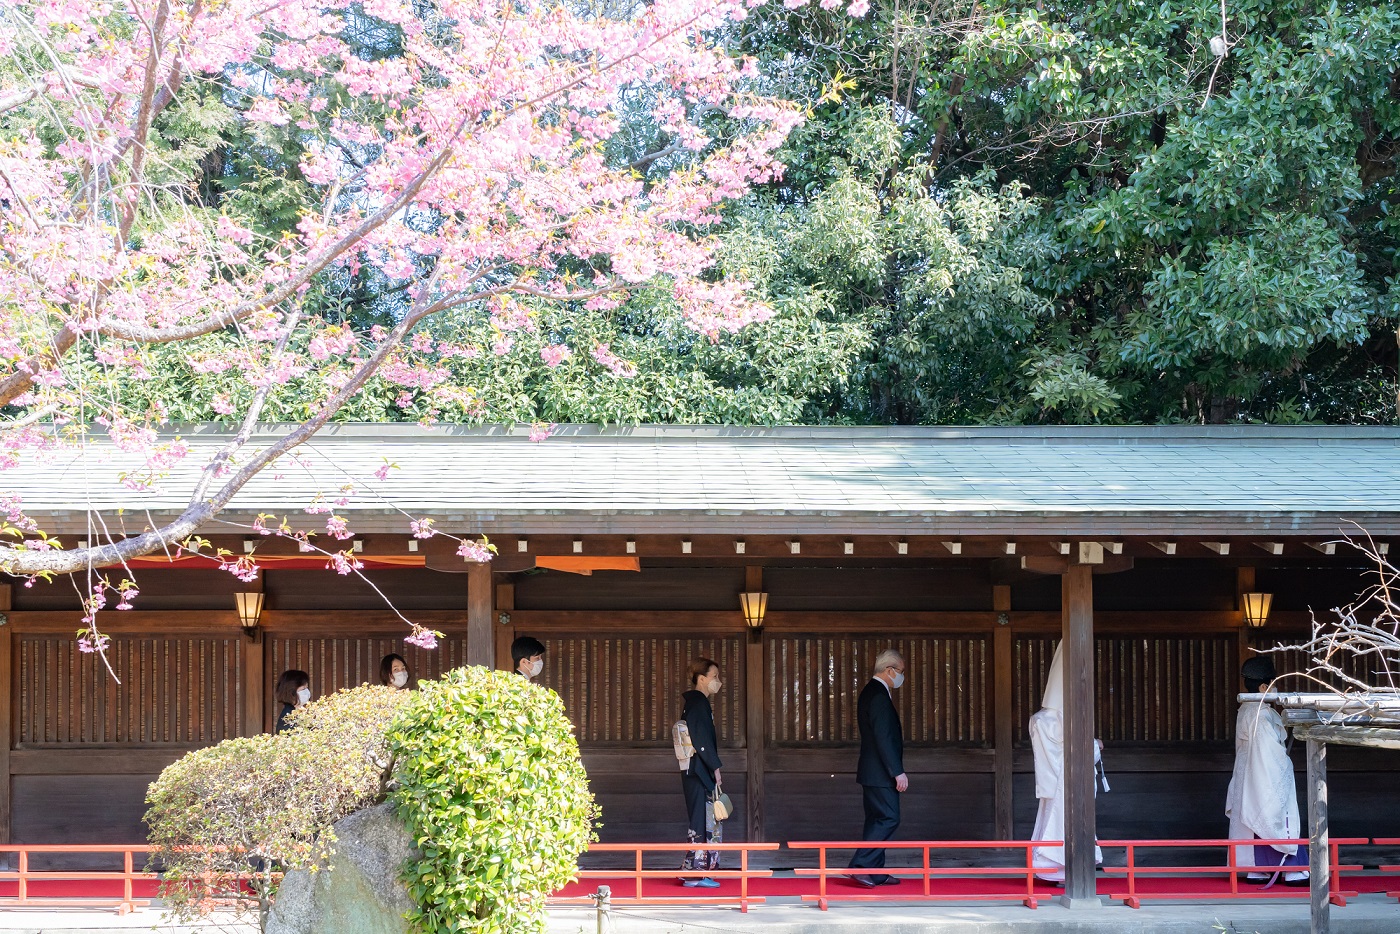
[379,653,413,690]
[273,669,311,734]
[679,658,724,888]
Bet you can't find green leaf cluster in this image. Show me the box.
[144,685,412,929]
[386,667,597,934]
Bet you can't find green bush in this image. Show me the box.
[145,685,411,929]
[388,667,597,934]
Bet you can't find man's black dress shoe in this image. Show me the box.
[877,875,901,886]
[843,873,878,888]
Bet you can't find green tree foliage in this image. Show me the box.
[727,0,1400,423]
[90,0,1400,425]
[387,667,596,934]
[145,686,411,930]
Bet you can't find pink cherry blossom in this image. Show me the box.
[0,0,868,649]
[539,344,571,368]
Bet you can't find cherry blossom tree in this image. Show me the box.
[0,0,866,645]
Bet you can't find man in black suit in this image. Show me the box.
[847,648,908,887]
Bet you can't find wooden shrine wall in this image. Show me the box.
[4,558,1400,849]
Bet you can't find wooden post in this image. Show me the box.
[242,571,265,736]
[745,566,765,844]
[466,562,494,667]
[992,584,1014,841]
[494,581,516,672]
[1060,563,1099,907]
[1307,738,1329,934]
[1236,567,1256,678]
[0,583,10,844]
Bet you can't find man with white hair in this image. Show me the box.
[846,647,908,887]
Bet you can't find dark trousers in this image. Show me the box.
[848,785,900,879]
[681,773,711,844]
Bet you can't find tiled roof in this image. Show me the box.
[7,424,1400,535]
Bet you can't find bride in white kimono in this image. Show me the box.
[1029,642,1104,883]
[1226,655,1308,884]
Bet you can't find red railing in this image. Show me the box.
[1097,837,1366,909]
[0,844,157,914]
[0,837,1391,915]
[1370,837,1400,901]
[786,840,1049,909]
[549,842,779,913]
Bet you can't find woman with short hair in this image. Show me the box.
[273,669,311,734]
[380,653,413,690]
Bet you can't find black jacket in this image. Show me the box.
[275,702,295,735]
[681,689,723,791]
[856,678,904,787]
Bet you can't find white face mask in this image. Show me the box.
[705,676,722,696]
[525,658,543,678]
[392,671,409,688]
[889,670,905,690]
[296,687,311,704]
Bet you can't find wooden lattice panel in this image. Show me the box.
[765,635,991,746]
[1249,636,1393,693]
[17,634,244,746]
[268,636,471,698]
[1014,635,1239,743]
[538,635,746,744]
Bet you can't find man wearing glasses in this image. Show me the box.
[846,648,909,887]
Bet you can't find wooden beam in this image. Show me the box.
[1101,542,1123,555]
[1077,542,1104,565]
[1254,542,1284,556]
[1149,541,1177,555]
[992,585,1013,841]
[1306,541,1337,556]
[1061,563,1098,907]
[1202,542,1231,555]
[1307,739,1330,934]
[941,541,962,555]
[466,562,493,667]
[1294,724,1400,750]
[745,566,765,843]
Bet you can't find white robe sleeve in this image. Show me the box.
[1029,709,1062,800]
[1226,702,1299,855]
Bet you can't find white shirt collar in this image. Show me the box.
[874,676,891,696]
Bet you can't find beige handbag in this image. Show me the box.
[710,784,733,822]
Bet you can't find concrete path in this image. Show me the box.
[0,896,1396,933]
[545,898,1400,934]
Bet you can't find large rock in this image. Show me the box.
[266,802,418,934]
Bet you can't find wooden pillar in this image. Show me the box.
[1060,563,1099,907]
[466,562,494,667]
[0,583,10,844]
[1236,567,1256,677]
[1307,739,1330,934]
[242,571,265,736]
[744,566,765,844]
[494,581,516,672]
[992,584,1014,841]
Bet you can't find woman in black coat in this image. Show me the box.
[273,669,311,734]
[680,657,724,888]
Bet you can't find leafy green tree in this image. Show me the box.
[725,0,1400,423]
[388,667,596,934]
